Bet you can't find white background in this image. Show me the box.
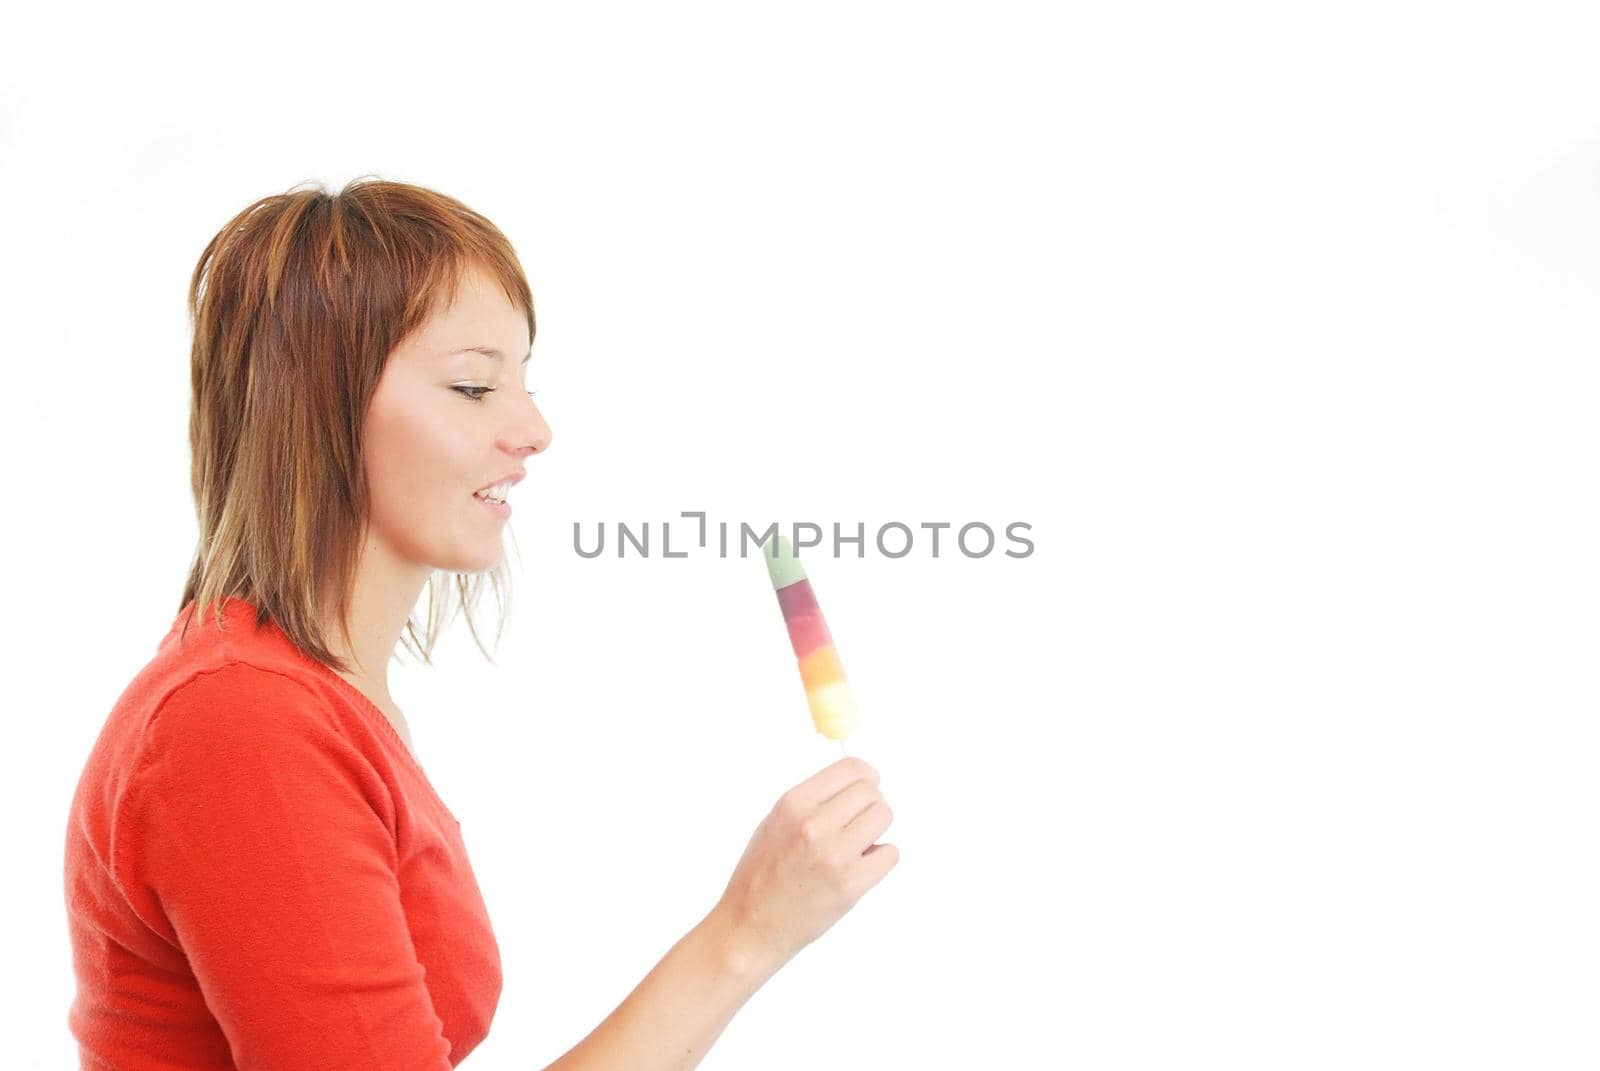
[4,2,1599,1067]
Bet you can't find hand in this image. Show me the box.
[711,757,899,976]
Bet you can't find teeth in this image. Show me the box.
[475,480,512,502]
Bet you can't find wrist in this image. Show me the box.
[697,905,780,986]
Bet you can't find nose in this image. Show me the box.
[515,391,553,456]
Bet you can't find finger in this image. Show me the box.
[841,798,894,855]
[814,781,880,836]
[856,842,900,887]
[791,756,878,811]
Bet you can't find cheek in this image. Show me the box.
[365,403,471,510]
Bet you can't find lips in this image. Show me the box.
[474,493,511,518]
[474,472,526,496]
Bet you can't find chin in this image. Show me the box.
[436,544,506,575]
[429,556,501,576]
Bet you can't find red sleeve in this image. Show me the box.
[122,662,455,1070]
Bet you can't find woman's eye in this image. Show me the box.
[454,386,539,403]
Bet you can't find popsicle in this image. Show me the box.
[763,535,857,743]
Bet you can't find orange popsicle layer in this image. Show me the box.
[797,646,846,691]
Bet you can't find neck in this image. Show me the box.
[324,534,431,706]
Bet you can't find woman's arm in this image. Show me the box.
[540,755,899,1071]
[540,907,775,1071]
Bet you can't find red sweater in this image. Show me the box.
[64,597,503,1069]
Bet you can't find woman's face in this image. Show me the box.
[362,263,552,575]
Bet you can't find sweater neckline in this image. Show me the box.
[303,653,462,827]
[317,664,420,763]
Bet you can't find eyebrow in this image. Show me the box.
[452,345,533,365]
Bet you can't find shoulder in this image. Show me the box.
[123,660,397,833]
[114,663,407,921]
[156,659,333,728]
[136,661,351,776]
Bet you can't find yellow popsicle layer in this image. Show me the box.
[806,681,857,740]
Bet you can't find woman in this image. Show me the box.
[62,177,899,1070]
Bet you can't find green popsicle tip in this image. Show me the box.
[763,534,810,589]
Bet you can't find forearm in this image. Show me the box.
[540,909,777,1071]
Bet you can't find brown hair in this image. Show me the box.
[177,175,534,674]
